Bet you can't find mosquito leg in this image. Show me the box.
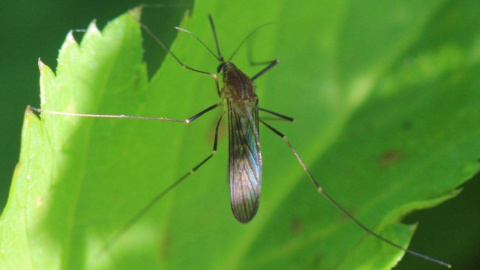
[27,104,220,124]
[130,10,210,76]
[129,10,221,96]
[99,114,224,256]
[208,14,224,61]
[250,59,279,82]
[174,15,225,62]
[185,104,220,123]
[214,73,221,97]
[259,119,451,268]
[227,21,274,62]
[249,58,276,66]
[259,108,295,122]
[246,34,275,67]
[247,44,277,67]
[245,32,279,82]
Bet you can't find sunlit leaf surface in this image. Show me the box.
[1,1,480,269]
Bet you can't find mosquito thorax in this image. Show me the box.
[220,62,257,102]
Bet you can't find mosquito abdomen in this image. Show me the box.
[227,99,262,223]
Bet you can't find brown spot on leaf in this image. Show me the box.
[159,234,170,259]
[290,218,304,235]
[379,150,404,166]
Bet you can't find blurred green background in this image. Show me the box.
[1,1,478,269]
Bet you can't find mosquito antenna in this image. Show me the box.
[128,10,213,76]
[174,26,222,61]
[259,120,451,268]
[208,14,224,62]
[228,22,274,62]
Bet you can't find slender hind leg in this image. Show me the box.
[98,114,224,255]
[259,119,451,268]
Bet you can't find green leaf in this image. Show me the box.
[2,0,480,269]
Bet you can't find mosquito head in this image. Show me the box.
[217,62,237,74]
[216,62,226,73]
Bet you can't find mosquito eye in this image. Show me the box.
[217,63,226,73]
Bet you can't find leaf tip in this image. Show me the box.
[65,30,77,45]
[128,6,142,22]
[38,58,45,71]
[24,105,35,117]
[23,105,39,127]
[130,6,143,16]
[86,20,101,35]
[81,20,102,44]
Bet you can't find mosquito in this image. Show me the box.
[29,10,451,268]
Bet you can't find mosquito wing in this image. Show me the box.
[227,99,262,223]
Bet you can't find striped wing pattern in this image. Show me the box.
[227,100,262,223]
